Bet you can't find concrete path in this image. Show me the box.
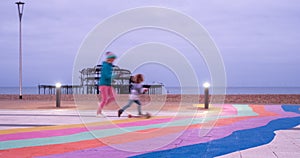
[0,104,299,158]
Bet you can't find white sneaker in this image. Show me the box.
[96,112,105,118]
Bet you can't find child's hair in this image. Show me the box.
[135,74,144,83]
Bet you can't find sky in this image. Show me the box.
[0,0,300,88]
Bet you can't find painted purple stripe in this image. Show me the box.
[264,105,298,115]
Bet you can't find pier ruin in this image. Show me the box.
[38,65,163,94]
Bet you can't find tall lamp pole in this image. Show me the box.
[16,1,25,99]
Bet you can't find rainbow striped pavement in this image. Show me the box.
[0,104,300,158]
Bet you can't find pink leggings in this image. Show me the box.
[98,86,116,111]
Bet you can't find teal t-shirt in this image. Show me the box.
[99,61,113,86]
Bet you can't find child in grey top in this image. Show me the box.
[129,83,144,100]
[118,74,147,117]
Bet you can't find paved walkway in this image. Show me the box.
[0,103,299,158]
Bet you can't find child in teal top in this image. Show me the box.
[97,52,117,116]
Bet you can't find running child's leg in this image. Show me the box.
[122,100,134,111]
[118,100,134,117]
[106,86,116,105]
[97,86,109,114]
[134,100,142,115]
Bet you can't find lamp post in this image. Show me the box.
[56,83,62,108]
[16,1,25,99]
[203,82,210,109]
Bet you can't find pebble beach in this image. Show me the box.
[0,94,299,109]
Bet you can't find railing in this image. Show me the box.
[38,85,83,94]
[38,84,164,94]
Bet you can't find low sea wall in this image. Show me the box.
[0,94,299,104]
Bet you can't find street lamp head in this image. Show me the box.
[15,1,25,21]
[15,1,25,5]
[203,82,210,88]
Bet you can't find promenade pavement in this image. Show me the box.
[0,100,299,158]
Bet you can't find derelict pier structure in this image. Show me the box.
[39,65,163,94]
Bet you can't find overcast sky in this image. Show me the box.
[0,0,300,87]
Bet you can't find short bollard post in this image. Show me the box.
[56,83,61,108]
[203,82,210,109]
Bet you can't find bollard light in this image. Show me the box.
[56,82,62,88]
[56,82,61,108]
[203,82,210,88]
[203,82,210,109]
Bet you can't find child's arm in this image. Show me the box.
[142,88,148,94]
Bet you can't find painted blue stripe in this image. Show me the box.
[282,104,300,114]
[131,105,300,158]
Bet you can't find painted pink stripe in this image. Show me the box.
[116,117,178,128]
[0,127,89,141]
[218,104,237,116]
[86,117,175,131]
[0,117,174,141]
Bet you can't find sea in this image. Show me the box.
[0,86,300,95]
